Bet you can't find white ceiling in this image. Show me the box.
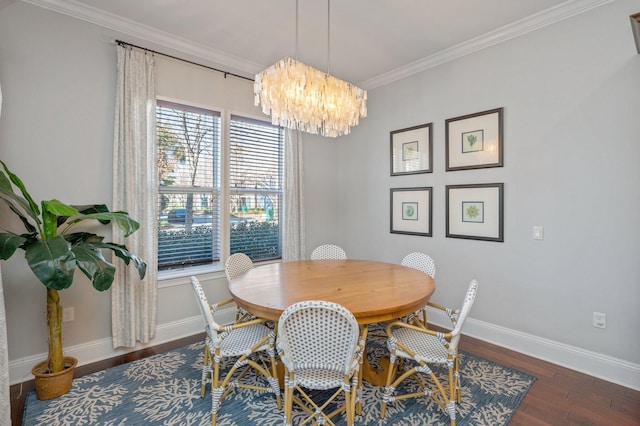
[22,0,610,89]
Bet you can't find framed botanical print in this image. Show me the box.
[445,108,503,171]
[390,123,433,175]
[446,183,504,242]
[390,187,432,237]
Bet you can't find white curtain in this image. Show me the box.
[283,129,305,261]
[111,45,158,348]
[0,265,9,426]
[0,83,10,426]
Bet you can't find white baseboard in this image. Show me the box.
[11,307,640,392]
[9,307,235,386]
[426,307,640,392]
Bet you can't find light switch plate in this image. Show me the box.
[533,226,544,240]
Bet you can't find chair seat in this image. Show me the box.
[390,328,451,364]
[293,368,347,391]
[219,323,272,357]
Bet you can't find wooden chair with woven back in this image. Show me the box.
[277,300,364,426]
[380,280,479,426]
[190,276,281,426]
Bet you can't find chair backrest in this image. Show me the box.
[225,253,253,280]
[277,300,359,375]
[450,279,479,349]
[190,276,220,340]
[310,244,347,260]
[401,252,436,278]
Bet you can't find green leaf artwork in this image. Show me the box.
[466,204,480,218]
[462,201,484,223]
[402,202,418,221]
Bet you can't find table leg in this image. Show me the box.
[361,350,389,387]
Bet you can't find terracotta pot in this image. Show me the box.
[31,356,78,400]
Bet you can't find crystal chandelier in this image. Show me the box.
[254,0,367,138]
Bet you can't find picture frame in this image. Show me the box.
[390,123,433,175]
[445,107,503,171]
[446,183,504,242]
[390,187,432,236]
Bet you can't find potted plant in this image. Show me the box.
[0,161,147,399]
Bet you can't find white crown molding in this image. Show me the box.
[19,0,264,77]
[359,0,614,90]
[21,0,613,89]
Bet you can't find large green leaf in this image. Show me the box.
[57,204,99,227]
[74,204,109,215]
[74,204,110,224]
[0,178,41,229]
[84,241,147,280]
[66,211,140,237]
[0,232,27,260]
[25,237,76,290]
[0,167,12,193]
[0,161,41,220]
[72,245,116,291]
[42,199,79,239]
[7,203,38,235]
[65,232,104,246]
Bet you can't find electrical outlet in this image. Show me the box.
[62,307,74,322]
[593,312,606,328]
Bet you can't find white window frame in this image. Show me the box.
[156,98,284,281]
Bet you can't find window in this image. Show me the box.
[156,100,284,272]
[229,115,284,260]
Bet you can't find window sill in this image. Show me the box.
[158,264,223,289]
[156,258,283,289]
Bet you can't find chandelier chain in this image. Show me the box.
[327,0,331,75]
[295,0,299,60]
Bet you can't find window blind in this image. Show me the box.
[229,115,284,261]
[156,100,221,270]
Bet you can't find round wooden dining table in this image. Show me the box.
[228,259,436,386]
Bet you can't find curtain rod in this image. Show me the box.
[115,40,255,82]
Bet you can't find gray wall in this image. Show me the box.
[0,3,119,362]
[1,0,639,389]
[0,1,338,381]
[336,0,640,368]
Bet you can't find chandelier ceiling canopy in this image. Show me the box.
[254,0,367,138]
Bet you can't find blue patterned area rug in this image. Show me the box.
[23,334,535,425]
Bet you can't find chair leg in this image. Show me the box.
[210,355,222,426]
[380,350,398,419]
[446,364,457,426]
[268,349,282,410]
[344,387,356,426]
[284,371,294,426]
[455,356,461,404]
[201,345,210,398]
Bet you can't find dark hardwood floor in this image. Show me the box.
[11,332,640,425]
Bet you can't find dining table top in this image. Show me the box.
[228,259,436,325]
